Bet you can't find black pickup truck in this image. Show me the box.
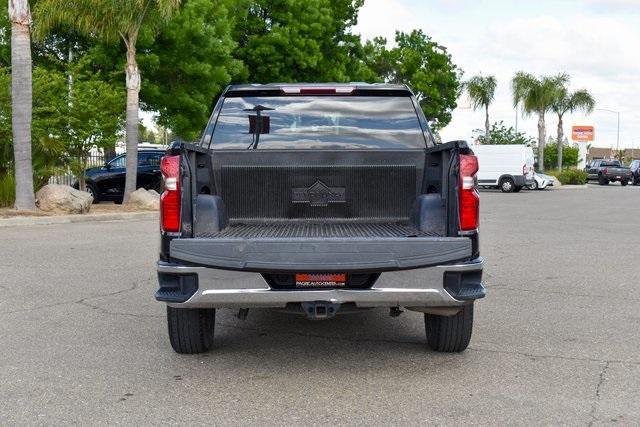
[155,83,485,354]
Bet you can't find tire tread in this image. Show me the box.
[425,304,473,352]
[167,306,215,354]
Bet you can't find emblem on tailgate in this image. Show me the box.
[291,180,346,206]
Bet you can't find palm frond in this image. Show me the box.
[34,0,181,42]
[465,75,497,111]
[568,89,596,114]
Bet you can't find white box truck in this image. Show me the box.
[472,144,535,193]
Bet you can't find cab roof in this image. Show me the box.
[223,83,414,97]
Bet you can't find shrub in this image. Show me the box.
[556,169,588,185]
[0,171,15,207]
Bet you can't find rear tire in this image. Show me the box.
[621,180,628,186]
[167,306,215,354]
[425,304,474,352]
[500,177,515,193]
[598,175,609,185]
[528,181,538,190]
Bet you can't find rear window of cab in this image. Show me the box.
[210,95,428,150]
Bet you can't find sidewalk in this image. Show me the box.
[0,210,158,227]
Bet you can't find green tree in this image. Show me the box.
[140,0,242,140]
[65,72,123,191]
[613,149,630,165]
[551,85,595,169]
[234,0,366,84]
[512,72,568,171]
[8,0,36,210]
[465,75,496,142]
[544,142,579,169]
[0,66,70,199]
[474,121,535,145]
[35,0,181,203]
[364,30,461,129]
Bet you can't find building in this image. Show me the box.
[587,147,640,163]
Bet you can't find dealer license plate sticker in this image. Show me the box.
[295,273,346,288]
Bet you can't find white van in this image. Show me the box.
[472,144,535,193]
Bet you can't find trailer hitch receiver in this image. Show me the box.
[301,302,341,320]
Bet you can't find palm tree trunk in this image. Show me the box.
[557,114,564,170]
[484,104,490,143]
[9,0,35,210]
[122,40,140,204]
[537,113,546,171]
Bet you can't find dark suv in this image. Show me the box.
[75,149,165,203]
[630,160,640,185]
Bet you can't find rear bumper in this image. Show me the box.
[156,257,485,309]
[604,175,631,181]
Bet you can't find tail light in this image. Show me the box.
[604,168,608,175]
[160,154,181,233]
[459,154,480,232]
[522,164,526,175]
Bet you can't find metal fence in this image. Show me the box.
[48,154,106,187]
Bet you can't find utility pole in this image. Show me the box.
[596,108,621,154]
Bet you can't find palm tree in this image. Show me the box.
[9,0,36,210]
[551,87,595,169]
[465,75,497,143]
[35,0,180,203]
[512,72,568,171]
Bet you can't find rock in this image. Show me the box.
[127,188,160,210]
[36,184,93,214]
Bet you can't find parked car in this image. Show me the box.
[156,83,485,354]
[74,149,165,203]
[527,172,554,190]
[472,144,535,192]
[630,160,640,185]
[586,159,632,185]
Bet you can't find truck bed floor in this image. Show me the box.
[197,223,441,239]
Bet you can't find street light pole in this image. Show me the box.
[616,111,620,153]
[596,108,621,156]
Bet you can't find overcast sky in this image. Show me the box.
[354,0,640,149]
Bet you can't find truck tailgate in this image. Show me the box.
[169,223,471,272]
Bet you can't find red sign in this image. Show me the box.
[572,126,594,142]
[295,273,346,288]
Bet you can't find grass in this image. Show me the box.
[0,172,15,207]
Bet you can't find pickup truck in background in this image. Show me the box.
[586,159,632,185]
[155,83,485,355]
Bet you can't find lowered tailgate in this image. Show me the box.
[169,223,471,272]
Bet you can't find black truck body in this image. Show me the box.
[155,83,485,354]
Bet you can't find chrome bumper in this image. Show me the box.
[157,258,485,309]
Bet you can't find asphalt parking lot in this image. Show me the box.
[1,184,639,425]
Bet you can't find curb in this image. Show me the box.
[0,211,158,227]
[553,184,589,190]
